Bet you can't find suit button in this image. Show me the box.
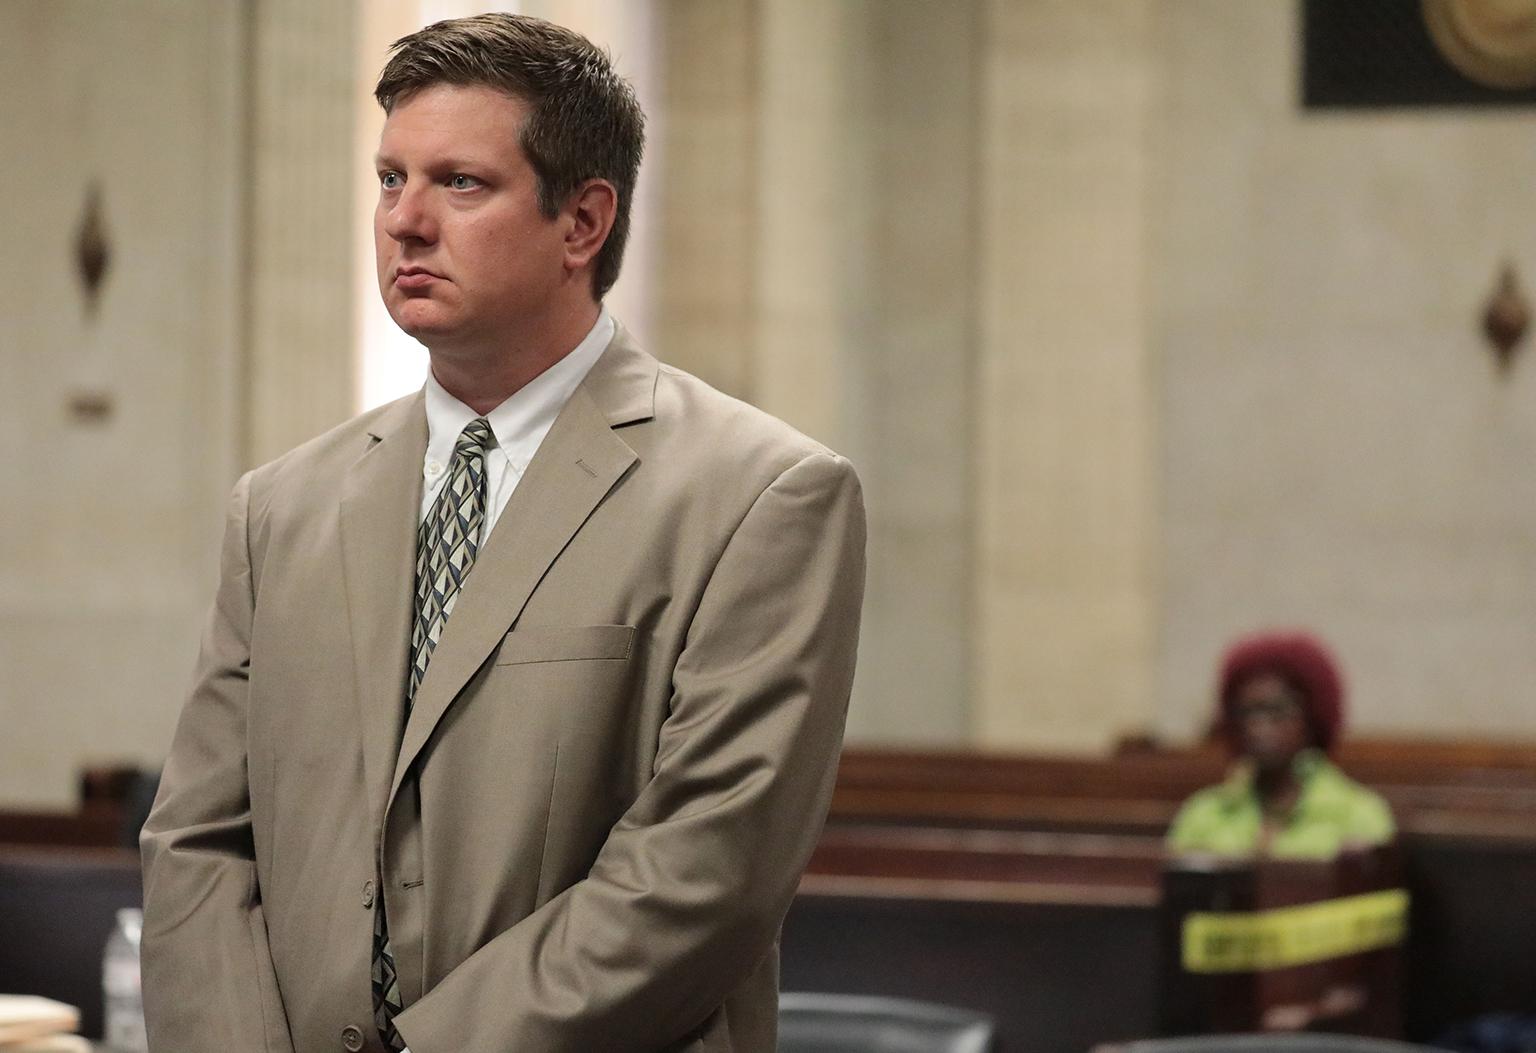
[341,1024,365,1052]
[362,880,375,908]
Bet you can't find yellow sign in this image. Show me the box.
[1182,889,1409,973]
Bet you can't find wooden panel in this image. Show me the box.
[830,747,1536,836]
[1333,736,1536,774]
[1159,849,1405,1038]
[0,809,124,849]
[783,892,1159,1053]
[806,825,1162,906]
[1403,834,1536,1039]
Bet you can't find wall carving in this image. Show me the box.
[72,183,110,319]
[1483,262,1531,369]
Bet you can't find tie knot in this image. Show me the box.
[455,418,493,459]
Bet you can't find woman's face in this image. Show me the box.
[1232,673,1312,772]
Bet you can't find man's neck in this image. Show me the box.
[428,302,601,415]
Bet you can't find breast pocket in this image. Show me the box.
[494,623,636,665]
[488,625,642,900]
[490,624,639,745]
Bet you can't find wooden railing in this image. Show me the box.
[3,744,1534,1051]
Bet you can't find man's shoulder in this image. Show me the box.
[653,362,860,513]
[590,327,852,487]
[656,361,817,440]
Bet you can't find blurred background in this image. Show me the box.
[4,0,1536,803]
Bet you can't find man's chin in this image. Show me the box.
[395,320,491,359]
[389,304,457,343]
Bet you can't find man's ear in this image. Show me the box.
[563,178,618,275]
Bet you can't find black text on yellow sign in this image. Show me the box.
[1182,888,1409,973]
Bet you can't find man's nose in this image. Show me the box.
[383,185,437,243]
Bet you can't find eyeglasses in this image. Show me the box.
[1234,697,1303,722]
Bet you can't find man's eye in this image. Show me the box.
[450,174,479,190]
[380,171,402,190]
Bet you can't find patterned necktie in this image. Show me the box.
[373,417,493,1051]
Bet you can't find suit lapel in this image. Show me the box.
[339,392,427,838]
[388,330,656,808]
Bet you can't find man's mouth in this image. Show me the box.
[395,265,444,290]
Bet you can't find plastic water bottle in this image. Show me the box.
[103,907,148,1053]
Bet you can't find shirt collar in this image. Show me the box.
[422,307,615,472]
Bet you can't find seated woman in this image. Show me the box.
[1167,631,1395,859]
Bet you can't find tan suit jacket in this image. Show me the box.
[140,328,866,1053]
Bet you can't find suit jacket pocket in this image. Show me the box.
[495,623,635,665]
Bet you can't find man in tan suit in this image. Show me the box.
[140,14,865,1053]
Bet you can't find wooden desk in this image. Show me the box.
[1159,848,1405,1038]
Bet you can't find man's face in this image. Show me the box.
[374,83,568,351]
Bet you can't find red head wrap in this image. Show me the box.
[1216,631,1346,753]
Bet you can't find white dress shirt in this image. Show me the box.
[419,307,614,534]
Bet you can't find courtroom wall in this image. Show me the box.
[0,0,355,807]
[8,1,1536,809]
[0,2,246,807]
[1150,1,1536,741]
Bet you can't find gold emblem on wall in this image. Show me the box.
[1424,0,1536,89]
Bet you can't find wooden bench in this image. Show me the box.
[793,746,1536,1047]
[788,825,1165,1053]
[829,747,1536,835]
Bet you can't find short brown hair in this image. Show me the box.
[375,13,645,299]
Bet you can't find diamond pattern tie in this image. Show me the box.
[373,417,493,1051]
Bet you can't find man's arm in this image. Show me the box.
[140,471,294,1053]
[394,450,867,1053]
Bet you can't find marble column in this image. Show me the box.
[654,0,980,745]
[246,0,359,465]
[971,0,1159,751]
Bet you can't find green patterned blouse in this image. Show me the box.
[1166,749,1396,859]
